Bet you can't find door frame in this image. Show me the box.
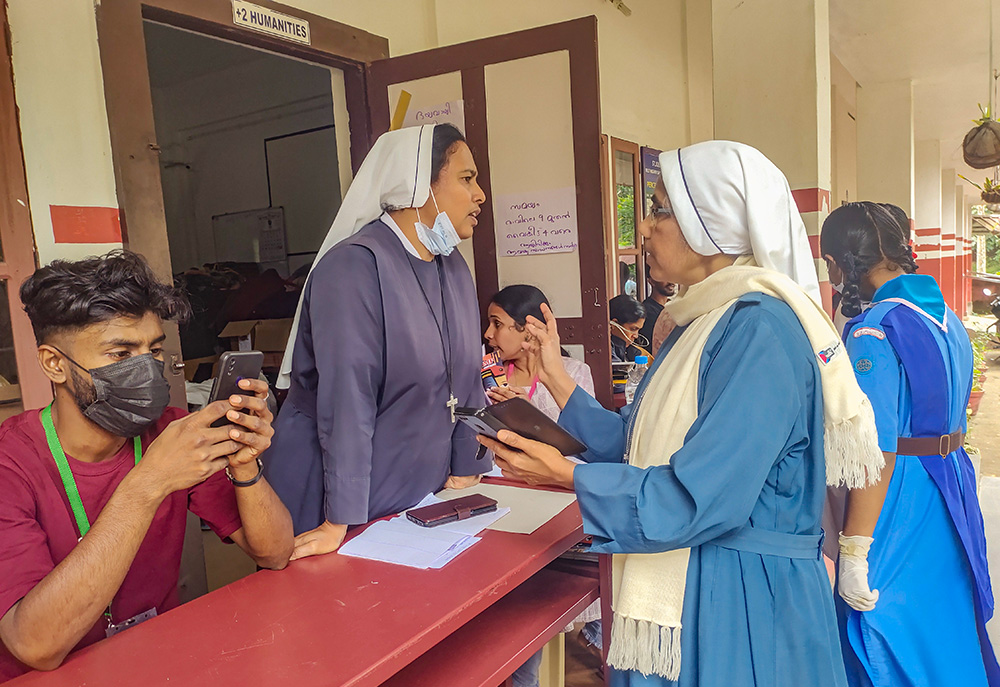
[94,0,388,403]
[0,5,51,410]
[606,136,644,300]
[366,17,612,406]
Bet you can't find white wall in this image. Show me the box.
[712,0,831,191]
[8,0,696,269]
[432,0,691,152]
[292,0,693,150]
[914,139,942,230]
[856,79,914,215]
[831,53,857,207]
[683,0,715,144]
[7,0,120,264]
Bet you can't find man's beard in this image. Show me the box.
[68,365,98,414]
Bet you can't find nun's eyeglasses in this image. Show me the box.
[646,206,674,222]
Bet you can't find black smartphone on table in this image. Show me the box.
[207,351,264,427]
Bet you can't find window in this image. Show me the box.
[603,137,643,300]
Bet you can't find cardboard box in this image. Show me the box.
[218,318,294,353]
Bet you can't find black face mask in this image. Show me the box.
[58,350,170,438]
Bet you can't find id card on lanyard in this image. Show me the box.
[40,405,158,637]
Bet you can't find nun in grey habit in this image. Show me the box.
[265,123,489,559]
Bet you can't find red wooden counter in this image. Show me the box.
[8,482,600,687]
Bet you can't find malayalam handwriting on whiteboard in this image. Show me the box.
[494,187,579,257]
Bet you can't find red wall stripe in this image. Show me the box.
[50,205,123,244]
[808,234,820,258]
[791,188,831,214]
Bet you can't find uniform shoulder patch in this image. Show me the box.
[854,358,874,375]
[852,326,886,340]
[817,340,843,365]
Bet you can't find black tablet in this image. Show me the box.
[455,397,587,456]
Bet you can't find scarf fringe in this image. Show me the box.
[607,614,683,680]
[824,397,885,489]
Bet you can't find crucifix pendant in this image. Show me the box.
[446,394,458,423]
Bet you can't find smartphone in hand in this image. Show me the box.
[207,351,264,428]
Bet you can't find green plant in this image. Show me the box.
[958,173,1000,193]
[972,330,989,374]
[974,103,994,125]
[616,184,635,248]
[986,234,1000,274]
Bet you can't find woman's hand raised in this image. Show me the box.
[522,303,577,409]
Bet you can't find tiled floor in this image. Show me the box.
[967,345,1000,478]
[965,326,999,657]
[982,477,1000,654]
[564,627,605,687]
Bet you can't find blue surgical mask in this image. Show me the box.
[414,188,462,256]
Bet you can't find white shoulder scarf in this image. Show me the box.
[607,262,884,679]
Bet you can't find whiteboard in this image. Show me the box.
[265,126,341,256]
[211,207,287,264]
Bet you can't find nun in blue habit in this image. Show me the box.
[479,141,886,687]
[821,202,999,687]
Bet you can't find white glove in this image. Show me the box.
[838,533,880,612]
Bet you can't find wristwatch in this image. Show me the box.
[226,457,264,487]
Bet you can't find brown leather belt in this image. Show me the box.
[896,431,965,457]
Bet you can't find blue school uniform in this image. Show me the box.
[560,294,846,687]
[840,273,999,687]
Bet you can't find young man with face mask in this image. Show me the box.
[0,251,293,681]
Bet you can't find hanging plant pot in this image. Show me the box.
[983,189,1000,203]
[963,119,1000,169]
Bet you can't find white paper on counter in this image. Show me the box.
[339,518,476,569]
[437,482,576,535]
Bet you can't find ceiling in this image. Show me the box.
[830,0,995,194]
[143,20,269,88]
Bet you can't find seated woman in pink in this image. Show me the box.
[483,283,597,687]
[484,285,594,417]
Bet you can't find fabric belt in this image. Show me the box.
[896,431,964,457]
[706,525,824,560]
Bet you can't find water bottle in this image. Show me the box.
[624,355,649,404]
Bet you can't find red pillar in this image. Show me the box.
[956,235,963,316]
[914,227,942,290]
[792,188,833,315]
[941,233,956,311]
[966,237,974,317]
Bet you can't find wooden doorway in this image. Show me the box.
[97,3,611,408]
[367,18,611,406]
[95,0,388,405]
[0,5,51,414]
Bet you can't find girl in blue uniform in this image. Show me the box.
[821,201,999,687]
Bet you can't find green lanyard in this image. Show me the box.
[40,404,141,539]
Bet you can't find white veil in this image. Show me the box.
[277,124,437,388]
[659,140,821,303]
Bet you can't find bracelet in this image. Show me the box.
[226,457,264,487]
